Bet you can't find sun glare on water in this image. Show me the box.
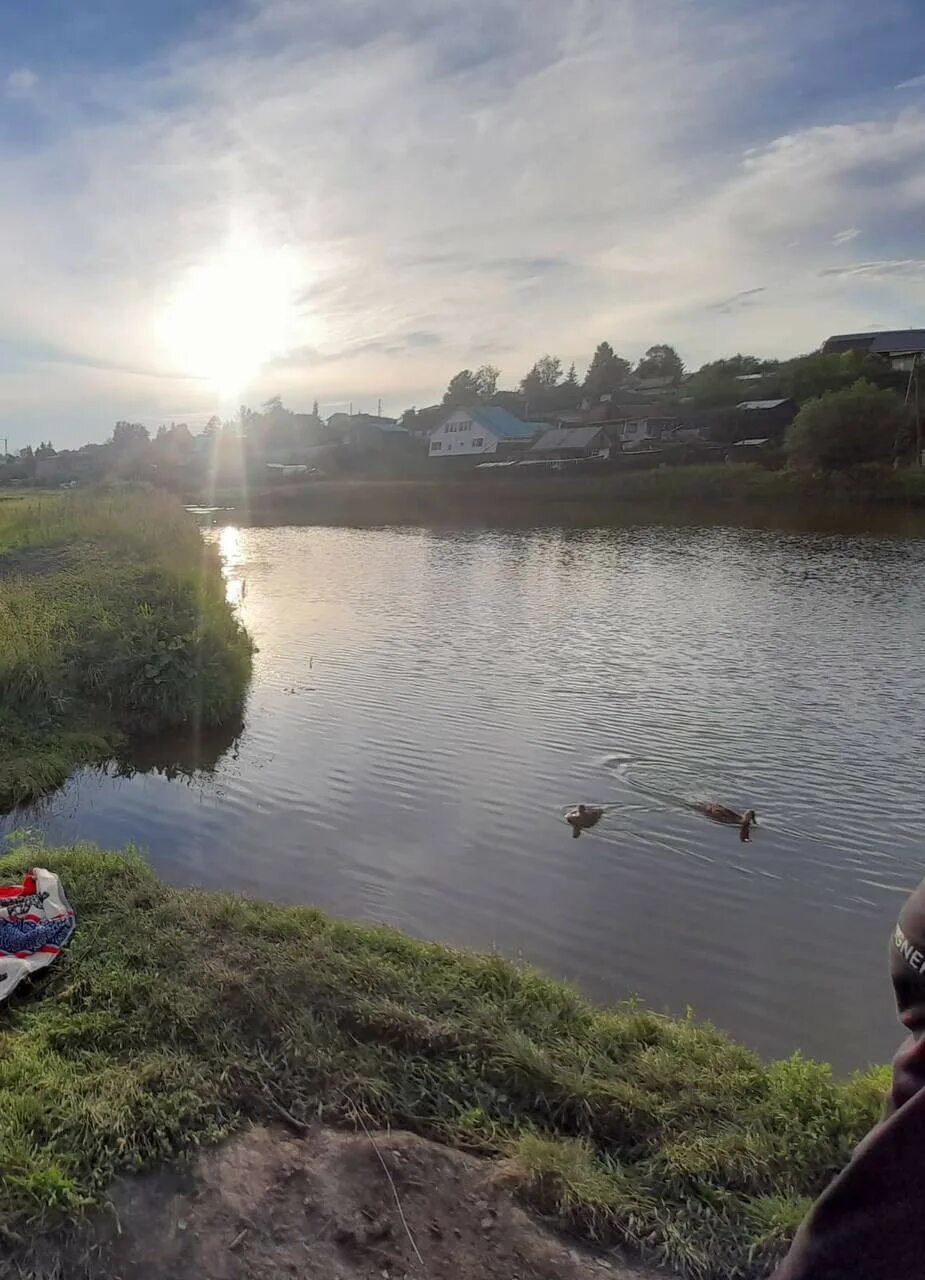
[158,233,300,398]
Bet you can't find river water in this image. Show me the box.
[5,519,925,1072]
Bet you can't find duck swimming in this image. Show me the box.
[693,803,757,842]
[566,804,604,838]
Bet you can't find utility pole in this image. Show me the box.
[902,354,923,466]
[377,398,382,417]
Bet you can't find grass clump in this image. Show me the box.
[0,489,252,808]
[0,842,885,1278]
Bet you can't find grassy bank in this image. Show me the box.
[0,489,252,809]
[0,843,886,1279]
[199,464,925,530]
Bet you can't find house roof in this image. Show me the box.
[368,420,407,434]
[328,412,400,429]
[456,405,539,440]
[823,330,925,356]
[736,399,791,410]
[530,426,605,452]
[730,437,770,447]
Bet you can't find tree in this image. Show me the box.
[475,364,499,398]
[635,344,684,382]
[764,350,905,405]
[520,355,562,397]
[564,362,579,390]
[785,379,908,471]
[520,354,563,412]
[582,342,631,400]
[111,421,150,449]
[18,445,36,479]
[684,355,778,410]
[202,415,221,438]
[443,370,479,406]
[442,365,499,406]
[695,354,777,379]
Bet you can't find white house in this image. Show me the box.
[428,406,540,459]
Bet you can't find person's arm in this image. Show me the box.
[772,883,925,1279]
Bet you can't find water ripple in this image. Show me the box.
[4,521,925,1072]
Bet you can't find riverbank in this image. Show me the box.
[22,1125,644,1280]
[188,463,925,532]
[0,489,252,809]
[0,841,886,1279]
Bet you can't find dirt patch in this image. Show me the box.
[18,1126,660,1280]
[0,545,81,580]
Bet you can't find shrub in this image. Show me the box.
[0,489,252,804]
[785,379,909,471]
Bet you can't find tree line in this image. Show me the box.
[433,342,687,416]
[0,338,918,482]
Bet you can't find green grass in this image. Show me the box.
[0,488,253,808]
[0,842,887,1278]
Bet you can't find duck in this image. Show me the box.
[693,802,757,842]
[566,804,604,838]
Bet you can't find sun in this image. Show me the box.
[158,233,299,398]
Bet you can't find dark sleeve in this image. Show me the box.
[772,891,925,1280]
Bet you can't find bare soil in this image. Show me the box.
[15,1126,660,1280]
[0,545,82,580]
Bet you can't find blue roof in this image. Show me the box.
[466,405,539,440]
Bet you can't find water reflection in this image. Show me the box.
[218,525,247,607]
[6,520,925,1073]
[112,716,245,781]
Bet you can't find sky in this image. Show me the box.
[1,0,924,448]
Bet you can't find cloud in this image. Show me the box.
[5,67,37,99]
[819,260,925,279]
[832,227,861,244]
[896,74,925,91]
[707,286,767,313]
[1,0,925,445]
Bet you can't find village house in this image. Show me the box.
[528,425,611,461]
[735,398,797,434]
[617,416,679,448]
[428,405,541,459]
[327,413,408,451]
[822,330,925,369]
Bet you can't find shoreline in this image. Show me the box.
[0,489,252,809]
[0,840,886,1280]
[191,466,925,534]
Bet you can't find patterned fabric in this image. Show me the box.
[0,915,73,954]
[0,868,74,999]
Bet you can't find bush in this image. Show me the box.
[786,379,909,471]
[0,490,253,805]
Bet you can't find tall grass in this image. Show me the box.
[0,489,252,807]
[0,843,886,1279]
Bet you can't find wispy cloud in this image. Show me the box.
[896,73,925,90]
[0,0,924,445]
[820,260,925,279]
[707,287,767,313]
